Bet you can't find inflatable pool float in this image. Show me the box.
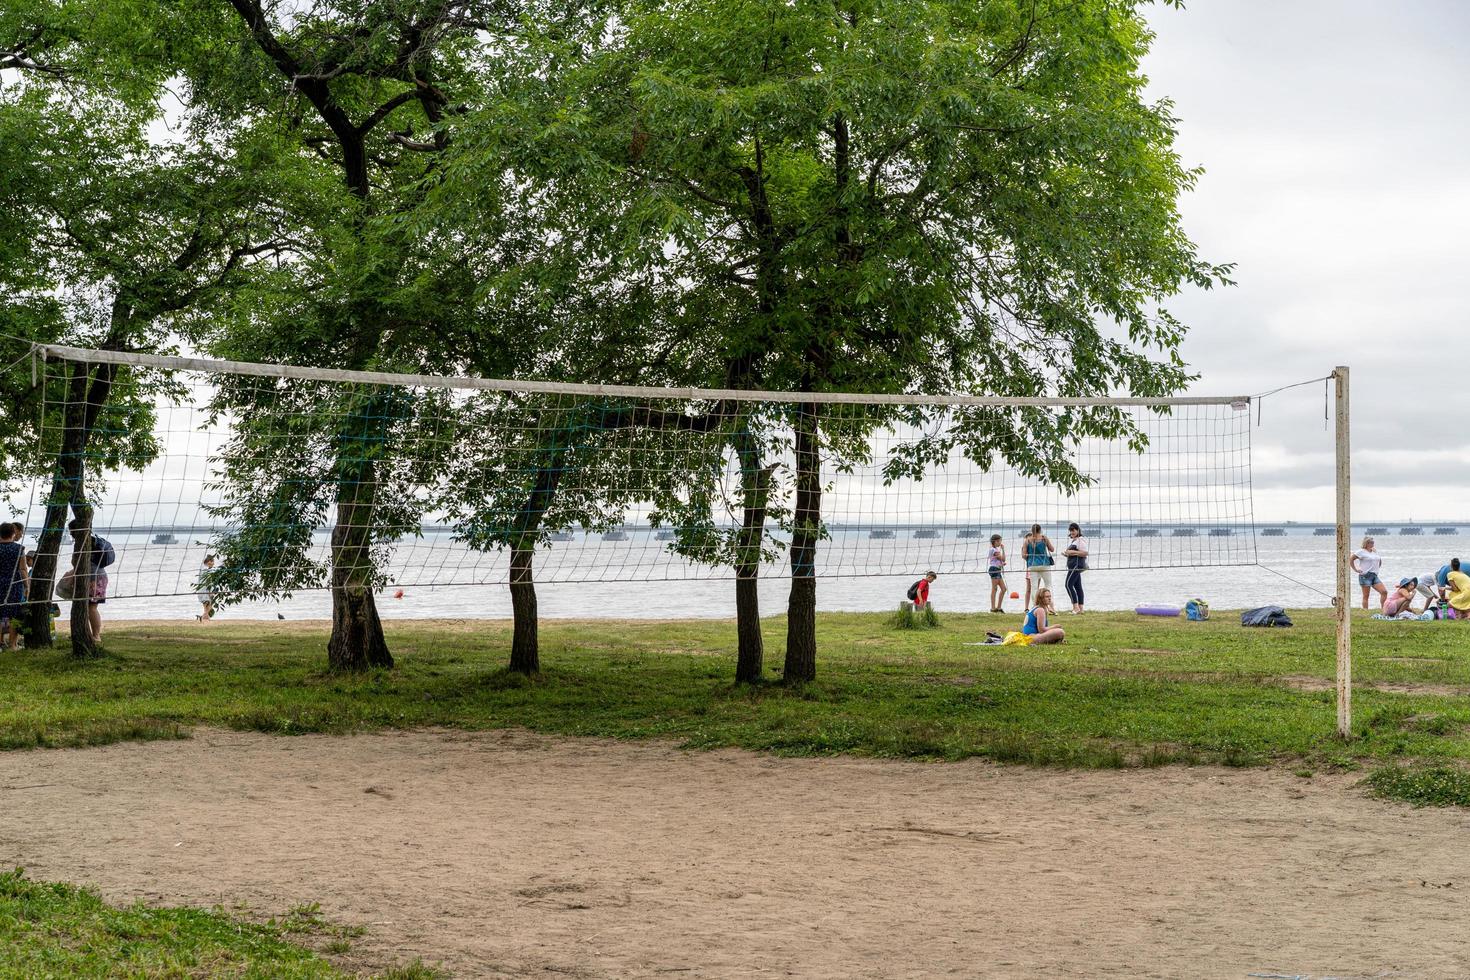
[1135,605,1181,617]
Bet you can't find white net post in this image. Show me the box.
[1334,366,1352,737]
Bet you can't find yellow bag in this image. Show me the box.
[1001,630,1033,646]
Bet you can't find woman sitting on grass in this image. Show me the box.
[1382,578,1418,619]
[1021,588,1065,645]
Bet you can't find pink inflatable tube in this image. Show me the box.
[1135,605,1181,617]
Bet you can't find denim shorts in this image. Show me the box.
[988,568,1004,580]
[1358,571,1380,587]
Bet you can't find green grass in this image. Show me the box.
[0,869,444,979]
[1365,763,1470,807]
[3,609,1470,794]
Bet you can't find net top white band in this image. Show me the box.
[37,344,1252,408]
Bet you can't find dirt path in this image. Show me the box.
[3,730,1469,979]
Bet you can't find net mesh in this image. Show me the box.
[23,353,1257,602]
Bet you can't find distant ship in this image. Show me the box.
[151,533,179,545]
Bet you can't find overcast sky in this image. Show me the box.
[1142,0,1470,521]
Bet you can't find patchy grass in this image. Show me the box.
[0,868,444,979]
[1365,763,1470,808]
[2,609,1470,804]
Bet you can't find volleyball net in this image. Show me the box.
[21,346,1257,601]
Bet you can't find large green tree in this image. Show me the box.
[459,0,1228,680]
[1,2,285,656]
[177,0,514,670]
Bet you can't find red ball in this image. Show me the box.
[1009,592,1020,599]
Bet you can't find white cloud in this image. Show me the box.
[1143,0,1470,518]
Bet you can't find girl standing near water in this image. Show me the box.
[987,534,1007,613]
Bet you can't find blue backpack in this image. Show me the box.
[1185,598,1210,621]
[93,536,116,569]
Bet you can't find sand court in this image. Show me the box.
[3,729,1468,978]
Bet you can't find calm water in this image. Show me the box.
[52,524,1470,621]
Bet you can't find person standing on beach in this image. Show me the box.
[1062,523,1089,614]
[0,523,28,650]
[987,534,1007,613]
[1350,537,1387,611]
[1022,525,1054,610]
[67,518,112,644]
[196,555,217,622]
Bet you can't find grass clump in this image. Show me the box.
[0,869,440,978]
[890,602,940,630]
[0,868,337,978]
[1365,763,1470,807]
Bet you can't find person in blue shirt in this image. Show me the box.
[1436,561,1462,589]
[1021,524,1055,611]
[1021,588,1065,645]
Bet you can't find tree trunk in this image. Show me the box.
[327,476,392,671]
[508,544,539,674]
[501,453,567,674]
[327,578,390,670]
[67,516,98,659]
[784,401,821,682]
[732,429,769,683]
[24,513,65,648]
[734,576,763,682]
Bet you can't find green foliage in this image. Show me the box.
[1366,764,1470,808]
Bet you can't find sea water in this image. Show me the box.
[55,525,1470,621]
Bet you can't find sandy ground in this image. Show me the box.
[3,731,1470,979]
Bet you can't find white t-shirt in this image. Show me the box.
[1352,549,1381,575]
[1418,572,1442,596]
[987,546,1004,569]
